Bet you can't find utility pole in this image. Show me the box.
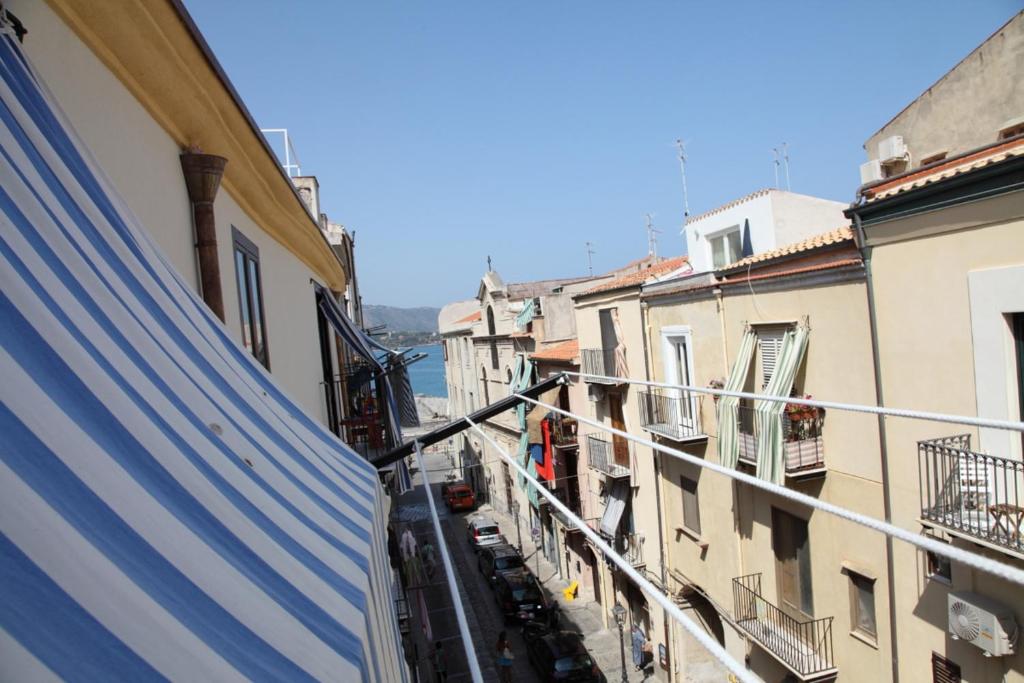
[674,139,690,219]
[645,213,661,257]
[782,142,791,191]
[585,241,596,276]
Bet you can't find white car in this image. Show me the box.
[467,516,505,552]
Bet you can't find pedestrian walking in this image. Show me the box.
[431,641,447,682]
[496,631,513,683]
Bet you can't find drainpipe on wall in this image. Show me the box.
[180,150,228,321]
[852,211,900,683]
[641,301,672,678]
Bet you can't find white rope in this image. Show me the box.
[463,416,762,683]
[413,442,485,683]
[515,393,1024,587]
[565,371,1024,433]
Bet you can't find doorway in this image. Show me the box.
[772,507,814,620]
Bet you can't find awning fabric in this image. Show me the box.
[717,328,756,469]
[755,326,809,484]
[599,480,630,537]
[0,34,406,682]
[514,297,535,331]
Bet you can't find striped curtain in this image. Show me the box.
[717,329,756,469]
[754,327,810,484]
[0,33,406,681]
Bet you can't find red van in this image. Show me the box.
[443,483,476,511]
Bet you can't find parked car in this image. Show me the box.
[466,516,505,552]
[494,570,554,624]
[525,631,601,682]
[477,544,526,584]
[442,483,476,511]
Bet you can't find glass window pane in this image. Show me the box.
[711,236,725,268]
[681,476,701,535]
[235,250,252,352]
[247,258,266,365]
[726,230,741,262]
[852,575,876,636]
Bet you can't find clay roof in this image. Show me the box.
[862,137,1024,202]
[721,227,854,271]
[530,339,579,363]
[684,189,773,225]
[645,258,862,300]
[454,311,481,324]
[580,256,689,296]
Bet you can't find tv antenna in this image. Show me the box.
[781,142,791,190]
[772,147,781,189]
[645,213,662,257]
[585,241,596,276]
[675,139,691,218]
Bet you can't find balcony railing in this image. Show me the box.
[550,415,579,448]
[586,434,631,478]
[732,573,835,679]
[639,389,706,441]
[919,434,1024,555]
[581,347,623,382]
[616,532,645,567]
[732,404,825,475]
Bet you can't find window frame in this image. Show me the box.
[680,475,701,536]
[661,325,697,429]
[847,571,877,643]
[707,226,742,269]
[232,226,270,369]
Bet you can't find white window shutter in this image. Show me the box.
[758,329,786,388]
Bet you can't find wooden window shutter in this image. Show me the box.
[931,653,961,683]
[758,329,786,389]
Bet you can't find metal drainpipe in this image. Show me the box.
[641,301,671,677]
[853,210,900,683]
[180,151,228,321]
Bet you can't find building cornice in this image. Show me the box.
[45,0,348,290]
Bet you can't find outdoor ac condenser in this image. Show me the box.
[877,135,908,163]
[948,591,1018,657]
[860,159,883,184]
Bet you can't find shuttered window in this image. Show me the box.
[931,653,961,683]
[680,476,701,535]
[757,328,787,389]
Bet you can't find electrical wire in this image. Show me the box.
[463,415,762,683]
[563,371,1024,433]
[515,392,1024,586]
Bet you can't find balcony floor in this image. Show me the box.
[737,616,836,680]
[923,508,1024,556]
[643,422,707,443]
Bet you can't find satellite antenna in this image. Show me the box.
[645,213,662,257]
[585,241,596,276]
[675,139,691,218]
[781,142,791,190]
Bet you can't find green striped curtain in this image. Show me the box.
[717,329,757,469]
[754,327,810,484]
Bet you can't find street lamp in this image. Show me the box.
[510,500,522,553]
[612,602,628,683]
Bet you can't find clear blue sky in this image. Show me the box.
[184,1,1019,307]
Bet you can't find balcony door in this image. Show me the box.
[661,326,697,429]
[772,507,813,620]
[608,392,630,467]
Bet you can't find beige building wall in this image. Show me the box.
[864,191,1024,683]
[645,272,893,682]
[15,0,341,422]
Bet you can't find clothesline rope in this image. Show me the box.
[515,393,1024,587]
[564,371,1024,433]
[463,416,762,683]
[412,442,485,683]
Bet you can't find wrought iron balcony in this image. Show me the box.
[919,434,1024,555]
[550,415,579,449]
[731,404,825,476]
[732,573,836,679]
[581,347,624,383]
[639,389,706,441]
[616,532,645,567]
[586,434,631,478]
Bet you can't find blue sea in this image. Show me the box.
[406,343,447,397]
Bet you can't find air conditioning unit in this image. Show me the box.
[860,159,883,184]
[877,135,907,163]
[587,384,606,403]
[948,591,1018,657]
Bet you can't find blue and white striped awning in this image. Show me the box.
[0,31,406,682]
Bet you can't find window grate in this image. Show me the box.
[931,652,961,683]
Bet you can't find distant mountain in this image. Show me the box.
[364,305,440,333]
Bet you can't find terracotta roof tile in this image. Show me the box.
[530,339,579,363]
[455,311,481,324]
[721,227,854,271]
[684,189,773,225]
[581,256,689,295]
[863,137,1024,202]
[645,258,862,300]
